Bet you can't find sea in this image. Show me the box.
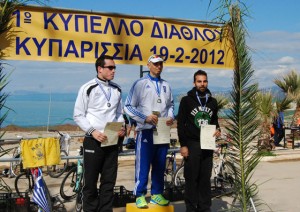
[2,92,181,128]
[2,93,78,127]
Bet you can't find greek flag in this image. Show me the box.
[32,168,51,212]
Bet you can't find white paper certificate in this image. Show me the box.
[200,125,216,150]
[101,122,123,147]
[153,117,171,144]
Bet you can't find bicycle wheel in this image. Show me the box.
[47,150,69,178]
[15,171,34,195]
[75,190,83,212]
[164,173,173,189]
[164,155,174,188]
[60,166,77,200]
[214,163,234,193]
[173,165,185,188]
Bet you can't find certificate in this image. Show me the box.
[153,117,171,144]
[101,122,123,147]
[200,125,216,150]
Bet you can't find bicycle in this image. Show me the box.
[61,145,137,211]
[162,139,185,201]
[14,138,65,211]
[0,171,12,193]
[164,139,184,189]
[60,146,83,212]
[1,130,71,178]
[173,159,185,188]
[166,135,234,198]
[14,168,55,211]
[212,138,234,197]
[0,167,40,211]
[0,138,22,178]
[46,129,71,178]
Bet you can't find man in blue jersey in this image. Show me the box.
[124,54,175,208]
[74,55,125,212]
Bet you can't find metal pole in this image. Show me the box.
[139,65,143,78]
[140,65,150,78]
[46,91,52,132]
[250,197,257,212]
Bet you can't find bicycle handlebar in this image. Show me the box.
[48,129,64,136]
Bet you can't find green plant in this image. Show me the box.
[215,94,229,111]
[211,0,264,211]
[257,150,276,157]
[274,70,300,125]
[0,62,12,137]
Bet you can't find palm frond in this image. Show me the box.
[250,91,274,140]
[0,0,49,33]
[275,97,293,113]
[273,69,300,124]
[215,94,229,111]
[274,70,300,94]
[214,1,263,211]
[0,63,12,138]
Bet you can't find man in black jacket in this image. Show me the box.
[177,70,221,212]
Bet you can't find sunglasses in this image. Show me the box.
[102,66,116,70]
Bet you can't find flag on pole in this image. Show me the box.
[32,168,51,212]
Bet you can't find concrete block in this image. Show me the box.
[126,203,174,212]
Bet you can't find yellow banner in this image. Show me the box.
[0,6,234,69]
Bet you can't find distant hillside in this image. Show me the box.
[8,91,77,102]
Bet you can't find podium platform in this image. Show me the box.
[126,203,174,211]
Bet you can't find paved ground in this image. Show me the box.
[1,131,300,211]
[1,146,300,212]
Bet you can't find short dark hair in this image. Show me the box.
[194,69,207,82]
[95,55,114,72]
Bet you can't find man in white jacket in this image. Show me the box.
[74,55,125,212]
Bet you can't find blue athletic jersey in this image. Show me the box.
[124,74,174,131]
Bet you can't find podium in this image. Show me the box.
[126,203,174,212]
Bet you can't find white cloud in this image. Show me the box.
[248,30,300,88]
[277,56,295,64]
[249,31,300,53]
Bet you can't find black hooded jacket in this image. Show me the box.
[177,87,220,147]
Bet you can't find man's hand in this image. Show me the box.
[180,146,189,158]
[166,117,174,126]
[213,128,221,138]
[92,130,107,143]
[118,127,126,137]
[145,114,158,125]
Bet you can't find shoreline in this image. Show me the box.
[0,123,82,132]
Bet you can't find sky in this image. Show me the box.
[4,0,300,96]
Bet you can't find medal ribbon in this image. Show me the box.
[95,79,111,103]
[147,74,161,98]
[196,92,208,108]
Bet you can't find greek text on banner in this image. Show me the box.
[0,5,234,69]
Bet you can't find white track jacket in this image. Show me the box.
[73,78,124,135]
[124,74,174,131]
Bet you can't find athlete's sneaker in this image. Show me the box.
[150,194,170,206]
[136,195,148,208]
